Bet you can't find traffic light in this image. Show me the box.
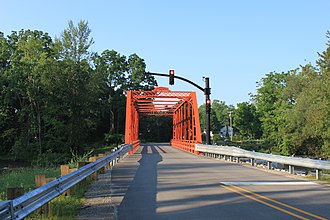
[169,69,174,85]
[206,99,211,113]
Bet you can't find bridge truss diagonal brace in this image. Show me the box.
[124,87,202,154]
[171,91,202,154]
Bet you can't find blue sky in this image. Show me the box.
[1,0,330,106]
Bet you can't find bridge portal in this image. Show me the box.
[125,87,202,154]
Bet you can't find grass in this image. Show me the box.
[27,177,93,220]
[321,175,330,182]
[304,171,330,183]
[0,167,60,201]
[0,166,93,219]
[85,144,117,155]
[0,143,115,219]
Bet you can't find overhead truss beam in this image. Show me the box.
[125,87,202,154]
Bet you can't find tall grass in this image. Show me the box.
[28,178,93,220]
[0,168,60,201]
[0,167,93,219]
[0,146,108,218]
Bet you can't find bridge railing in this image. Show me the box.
[171,140,199,154]
[0,144,132,220]
[196,144,330,180]
[129,140,140,154]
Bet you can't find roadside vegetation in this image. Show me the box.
[0,153,95,219]
[0,168,60,202]
[200,31,330,160]
[1,19,330,218]
[0,20,157,166]
[27,177,93,220]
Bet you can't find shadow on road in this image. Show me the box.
[118,144,163,220]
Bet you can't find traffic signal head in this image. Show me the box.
[169,69,174,85]
[206,99,211,112]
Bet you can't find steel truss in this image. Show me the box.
[125,87,202,154]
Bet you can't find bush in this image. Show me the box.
[212,134,223,145]
[32,151,70,168]
[104,132,124,145]
[68,149,94,169]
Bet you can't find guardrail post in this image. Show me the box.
[35,174,47,188]
[7,187,24,200]
[60,165,70,176]
[35,174,55,216]
[88,157,98,180]
[98,154,106,174]
[316,169,321,180]
[104,152,112,169]
[112,149,116,166]
[2,200,15,219]
[289,165,295,174]
[60,165,72,196]
[267,161,272,170]
[9,200,14,219]
[251,158,255,166]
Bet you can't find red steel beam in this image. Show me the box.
[125,87,202,154]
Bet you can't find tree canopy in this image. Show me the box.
[251,31,330,158]
[0,20,157,164]
[1,21,330,162]
[198,31,330,159]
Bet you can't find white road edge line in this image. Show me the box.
[220,181,317,186]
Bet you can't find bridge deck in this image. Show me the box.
[108,144,329,220]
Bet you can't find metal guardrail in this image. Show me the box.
[196,144,330,178]
[0,144,132,220]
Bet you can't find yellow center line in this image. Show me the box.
[223,185,309,220]
[231,185,327,220]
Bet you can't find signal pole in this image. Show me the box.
[204,77,211,145]
[145,71,211,144]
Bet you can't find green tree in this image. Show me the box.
[127,53,157,90]
[316,31,330,157]
[254,72,288,148]
[199,100,234,134]
[0,31,15,154]
[0,21,160,162]
[56,20,97,152]
[234,102,261,139]
[139,116,172,142]
[212,100,235,125]
[93,50,157,141]
[0,30,56,159]
[59,20,94,63]
[278,65,321,156]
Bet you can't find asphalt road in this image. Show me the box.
[110,144,330,220]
